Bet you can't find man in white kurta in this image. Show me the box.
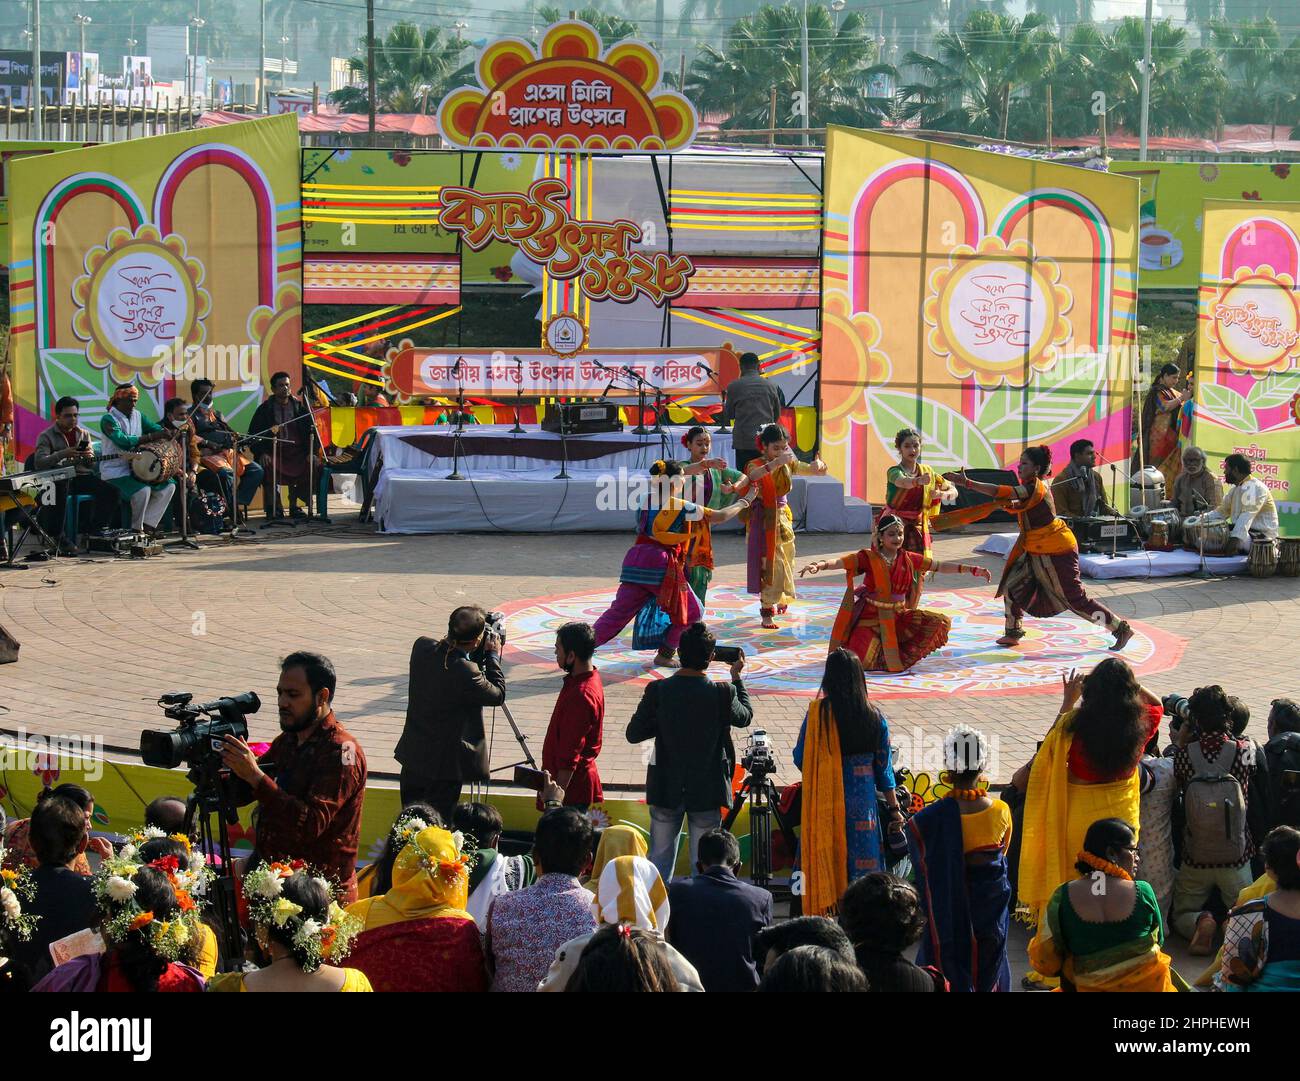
[1211,453,1279,554]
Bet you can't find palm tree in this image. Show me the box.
[897,10,1058,139]
[1208,17,1299,126]
[329,22,473,114]
[686,4,893,139]
[536,6,640,46]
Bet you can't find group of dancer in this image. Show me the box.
[591,423,1133,674]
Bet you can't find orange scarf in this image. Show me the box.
[800,699,847,916]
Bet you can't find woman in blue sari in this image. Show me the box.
[1216,826,1300,992]
[794,648,903,915]
[907,724,1013,992]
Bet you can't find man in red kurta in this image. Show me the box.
[543,623,604,811]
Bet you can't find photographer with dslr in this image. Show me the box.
[626,622,753,882]
[1166,684,1259,955]
[219,651,368,902]
[396,606,506,822]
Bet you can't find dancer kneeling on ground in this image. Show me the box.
[1029,817,1182,992]
[944,446,1133,651]
[907,724,1013,992]
[799,512,989,674]
[593,460,751,668]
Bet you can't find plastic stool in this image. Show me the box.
[64,494,95,542]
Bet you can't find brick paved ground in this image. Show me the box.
[2,514,1296,794]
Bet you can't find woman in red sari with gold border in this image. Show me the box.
[944,446,1134,652]
[799,512,990,674]
[887,428,958,558]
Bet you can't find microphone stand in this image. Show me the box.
[164,423,200,551]
[299,384,328,523]
[624,365,649,435]
[260,400,298,530]
[1108,462,1126,559]
[698,362,730,435]
[510,356,526,434]
[554,391,571,481]
[447,358,467,481]
[1192,491,1219,581]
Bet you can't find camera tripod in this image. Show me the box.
[184,762,245,970]
[722,766,798,889]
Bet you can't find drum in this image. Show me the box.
[130,441,181,485]
[1150,521,1170,547]
[1279,538,1300,577]
[1249,537,1278,578]
[1130,503,1181,541]
[1182,516,1232,555]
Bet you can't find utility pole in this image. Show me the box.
[74,13,91,106]
[31,0,42,138]
[367,0,377,136]
[800,0,810,147]
[259,0,266,111]
[1138,0,1154,161]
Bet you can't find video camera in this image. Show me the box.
[1162,693,1192,728]
[140,691,261,770]
[469,610,507,666]
[742,729,777,780]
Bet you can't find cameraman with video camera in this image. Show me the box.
[219,651,368,902]
[396,605,506,822]
[626,621,753,882]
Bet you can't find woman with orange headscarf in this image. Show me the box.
[346,825,487,992]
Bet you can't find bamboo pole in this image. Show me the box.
[1045,84,1053,150]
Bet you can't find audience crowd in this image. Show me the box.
[3,606,1299,993]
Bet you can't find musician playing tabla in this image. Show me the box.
[99,382,175,537]
[189,377,265,522]
[32,396,121,548]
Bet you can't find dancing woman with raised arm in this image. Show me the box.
[799,512,991,674]
[886,428,958,558]
[943,446,1133,651]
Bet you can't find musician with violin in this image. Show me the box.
[190,378,264,522]
[99,382,175,537]
[249,371,321,519]
[32,396,121,548]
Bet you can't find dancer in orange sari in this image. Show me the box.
[944,446,1133,652]
[799,512,990,674]
[887,428,957,557]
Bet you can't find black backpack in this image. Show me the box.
[1266,732,1300,829]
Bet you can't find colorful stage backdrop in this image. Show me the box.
[1112,162,1299,290]
[819,126,1140,504]
[6,115,302,459]
[1,141,96,273]
[1196,199,1300,529]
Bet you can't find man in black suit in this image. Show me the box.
[395,606,506,821]
[666,829,772,992]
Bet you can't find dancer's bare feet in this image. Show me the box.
[1110,621,1134,652]
[776,604,788,615]
[996,632,1023,648]
[760,609,778,629]
[653,648,679,668]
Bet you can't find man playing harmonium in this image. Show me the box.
[1052,438,1118,520]
[33,396,121,549]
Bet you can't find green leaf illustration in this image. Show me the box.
[1245,373,1300,410]
[1198,382,1257,433]
[975,352,1104,444]
[865,388,999,470]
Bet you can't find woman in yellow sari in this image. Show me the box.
[1029,818,1180,991]
[583,825,649,890]
[346,826,487,992]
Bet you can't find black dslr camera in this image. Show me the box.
[469,610,507,666]
[140,691,261,770]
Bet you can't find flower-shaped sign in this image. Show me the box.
[923,236,1073,388]
[1208,265,1300,377]
[438,20,698,151]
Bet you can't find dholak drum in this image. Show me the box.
[130,441,181,485]
[1183,516,1232,555]
[1279,538,1300,577]
[1249,538,1278,578]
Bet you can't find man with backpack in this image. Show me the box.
[1169,685,1258,955]
[1261,698,1300,833]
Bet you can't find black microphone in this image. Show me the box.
[696,361,716,376]
[451,357,462,376]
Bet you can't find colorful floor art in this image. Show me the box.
[499,583,1186,698]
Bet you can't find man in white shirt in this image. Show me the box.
[1211,452,1279,554]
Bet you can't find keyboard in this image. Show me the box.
[0,465,76,493]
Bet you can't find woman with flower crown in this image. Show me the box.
[1029,818,1180,992]
[799,511,990,673]
[346,824,487,992]
[207,863,369,992]
[907,725,1014,992]
[33,845,210,992]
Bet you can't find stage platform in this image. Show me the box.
[370,423,873,534]
[374,468,874,534]
[974,532,1249,578]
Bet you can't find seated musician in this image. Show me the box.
[190,378,264,522]
[32,396,120,548]
[1200,452,1279,555]
[99,382,175,538]
[1171,445,1222,518]
[1052,439,1117,519]
[249,372,319,518]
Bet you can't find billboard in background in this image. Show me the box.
[6,115,303,458]
[820,126,1140,504]
[1112,162,1299,291]
[1195,199,1300,532]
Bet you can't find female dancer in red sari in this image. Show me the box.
[944,446,1133,651]
[799,512,990,673]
